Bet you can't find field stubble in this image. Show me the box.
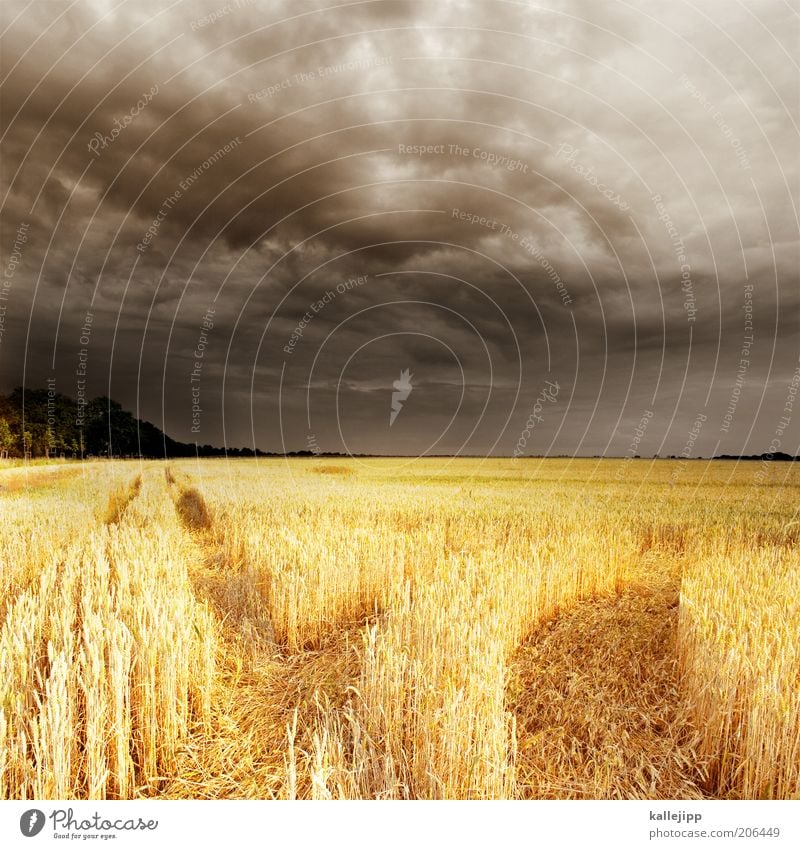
[1,458,798,800]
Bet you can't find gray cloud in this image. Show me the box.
[1,0,797,456]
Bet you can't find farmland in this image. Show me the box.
[1,457,798,800]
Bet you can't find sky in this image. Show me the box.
[0,0,798,457]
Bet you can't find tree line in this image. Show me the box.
[0,387,265,458]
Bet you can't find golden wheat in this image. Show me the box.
[0,464,216,799]
[679,536,800,798]
[1,457,797,800]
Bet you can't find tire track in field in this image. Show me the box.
[507,563,708,800]
[161,466,361,799]
[103,473,141,524]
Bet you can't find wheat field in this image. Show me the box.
[1,457,798,800]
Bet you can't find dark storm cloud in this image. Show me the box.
[1,0,797,456]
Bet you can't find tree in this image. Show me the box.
[0,386,261,458]
[0,418,15,455]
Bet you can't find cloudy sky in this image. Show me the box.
[1,0,797,456]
